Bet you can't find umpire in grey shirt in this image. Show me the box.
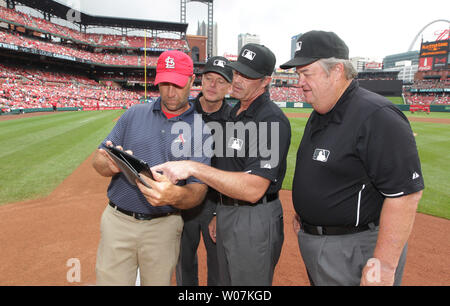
[281,30,424,286]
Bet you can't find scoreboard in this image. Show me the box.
[418,40,449,71]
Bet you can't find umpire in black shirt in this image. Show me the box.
[280,30,424,286]
[152,44,291,285]
[176,56,233,286]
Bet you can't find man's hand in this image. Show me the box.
[151,160,194,184]
[93,141,133,177]
[209,216,217,243]
[136,171,208,210]
[360,258,396,286]
[136,171,177,207]
[293,213,301,235]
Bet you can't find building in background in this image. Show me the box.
[383,51,419,69]
[384,61,418,84]
[187,35,207,63]
[197,21,218,57]
[238,33,260,54]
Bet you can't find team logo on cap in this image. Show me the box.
[242,49,256,61]
[213,59,226,67]
[296,41,303,52]
[165,56,175,69]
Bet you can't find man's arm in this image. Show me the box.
[361,190,422,286]
[92,141,121,177]
[151,161,271,203]
[136,172,208,210]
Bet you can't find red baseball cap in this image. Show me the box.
[154,50,194,88]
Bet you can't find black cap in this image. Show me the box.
[280,31,349,69]
[202,56,233,83]
[227,43,276,79]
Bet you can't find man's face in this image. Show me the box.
[201,72,231,103]
[295,61,336,109]
[158,76,194,113]
[230,71,269,101]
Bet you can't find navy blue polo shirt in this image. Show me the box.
[99,98,211,214]
[292,80,424,227]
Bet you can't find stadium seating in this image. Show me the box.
[0,64,143,110]
[403,79,449,105]
[270,86,305,103]
[0,6,188,51]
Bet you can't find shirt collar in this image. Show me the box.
[153,97,195,121]
[231,90,270,120]
[310,80,358,130]
[194,92,230,121]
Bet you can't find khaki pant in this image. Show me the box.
[96,204,183,286]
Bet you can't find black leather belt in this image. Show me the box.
[301,220,379,236]
[109,201,176,221]
[219,193,278,206]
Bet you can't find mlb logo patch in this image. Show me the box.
[228,137,243,151]
[213,59,226,67]
[242,49,256,61]
[296,41,302,52]
[312,149,330,162]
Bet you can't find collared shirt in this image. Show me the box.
[99,98,211,214]
[214,90,292,195]
[292,80,425,227]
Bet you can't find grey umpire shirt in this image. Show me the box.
[99,99,211,215]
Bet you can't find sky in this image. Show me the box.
[54,0,449,66]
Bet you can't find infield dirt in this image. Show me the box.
[0,152,448,285]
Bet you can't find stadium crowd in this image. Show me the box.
[270,86,305,103]
[0,30,160,67]
[0,6,189,51]
[403,79,449,105]
[0,64,142,111]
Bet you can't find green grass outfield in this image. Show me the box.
[0,110,123,204]
[1,109,449,219]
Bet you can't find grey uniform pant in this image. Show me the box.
[176,196,219,286]
[297,226,408,286]
[216,199,284,286]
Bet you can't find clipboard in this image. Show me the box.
[104,145,153,188]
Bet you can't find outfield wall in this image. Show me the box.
[2,103,450,115]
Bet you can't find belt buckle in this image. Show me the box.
[133,212,151,221]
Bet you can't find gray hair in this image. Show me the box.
[318,57,358,80]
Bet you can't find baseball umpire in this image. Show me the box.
[151,43,292,286]
[280,30,424,286]
[175,56,233,286]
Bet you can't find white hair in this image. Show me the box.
[318,57,358,80]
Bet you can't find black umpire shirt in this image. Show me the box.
[214,90,291,196]
[193,92,232,205]
[292,80,424,227]
[194,92,232,162]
